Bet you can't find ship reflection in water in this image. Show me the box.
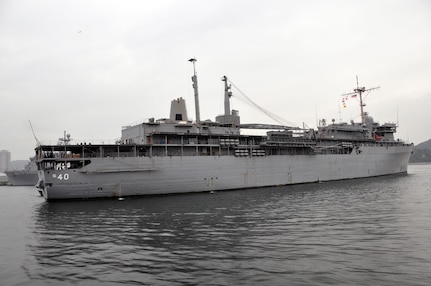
[28,171,431,285]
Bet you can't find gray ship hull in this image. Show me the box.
[5,170,38,186]
[38,144,413,201]
[5,158,38,186]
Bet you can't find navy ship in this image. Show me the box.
[35,59,413,201]
[5,157,38,186]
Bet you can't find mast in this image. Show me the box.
[189,58,200,123]
[342,76,380,125]
[215,76,240,126]
[58,131,71,145]
[221,75,232,116]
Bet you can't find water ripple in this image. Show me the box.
[11,166,429,285]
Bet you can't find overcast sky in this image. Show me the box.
[1,0,430,160]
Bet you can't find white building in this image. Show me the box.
[0,172,8,184]
[0,150,11,172]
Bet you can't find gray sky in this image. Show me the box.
[1,0,430,160]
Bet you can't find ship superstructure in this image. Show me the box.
[35,60,413,201]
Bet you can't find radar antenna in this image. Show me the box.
[58,131,72,145]
[342,75,380,125]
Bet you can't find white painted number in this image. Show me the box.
[56,173,70,180]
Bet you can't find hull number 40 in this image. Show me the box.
[53,173,70,180]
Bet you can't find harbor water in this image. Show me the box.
[1,164,430,285]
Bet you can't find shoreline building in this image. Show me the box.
[0,150,11,172]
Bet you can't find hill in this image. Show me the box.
[410,139,431,163]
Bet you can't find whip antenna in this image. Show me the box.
[29,120,41,146]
